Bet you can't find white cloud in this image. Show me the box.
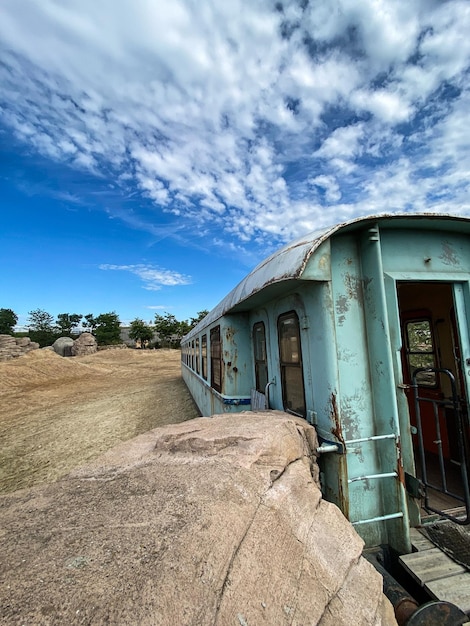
[308,175,342,203]
[351,89,414,123]
[315,124,365,160]
[145,305,170,310]
[0,0,469,247]
[99,264,192,291]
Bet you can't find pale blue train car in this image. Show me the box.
[182,214,470,574]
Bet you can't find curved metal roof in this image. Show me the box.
[183,213,470,340]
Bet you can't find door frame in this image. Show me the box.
[385,275,470,526]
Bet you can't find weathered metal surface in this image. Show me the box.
[182,213,470,341]
[182,211,470,559]
[366,549,468,625]
[405,601,468,626]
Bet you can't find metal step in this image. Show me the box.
[399,528,470,614]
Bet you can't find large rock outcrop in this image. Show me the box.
[0,334,39,361]
[71,332,97,356]
[52,336,74,356]
[0,412,397,625]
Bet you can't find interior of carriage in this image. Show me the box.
[397,281,470,521]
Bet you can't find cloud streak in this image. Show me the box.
[99,264,192,291]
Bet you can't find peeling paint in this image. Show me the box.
[336,294,349,315]
[439,241,459,266]
[337,346,358,364]
[318,253,329,270]
[344,273,362,301]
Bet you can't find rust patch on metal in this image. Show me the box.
[395,436,405,486]
[328,392,349,517]
[337,455,349,519]
[329,392,345,447]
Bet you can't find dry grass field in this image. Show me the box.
[0,348,199,493]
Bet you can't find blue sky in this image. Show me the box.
[1,0,469,328]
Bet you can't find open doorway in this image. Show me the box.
[397,282,470,523]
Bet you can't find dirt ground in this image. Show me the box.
[0,348,200,494]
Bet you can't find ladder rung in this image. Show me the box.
[345,434,396,445]
[348,471,398,484]
[352,512,404,526]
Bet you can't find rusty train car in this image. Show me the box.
[181,214,470,622]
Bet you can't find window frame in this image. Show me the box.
[404,315,438,388]
[201,334,207,380]
[253,321,268,394]
[210,325,222,392]
[277,311,306,417]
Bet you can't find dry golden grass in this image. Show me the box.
[0,348,199,493]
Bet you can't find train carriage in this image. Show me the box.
[181,214,470,564]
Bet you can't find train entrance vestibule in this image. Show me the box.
[397,282,470,524]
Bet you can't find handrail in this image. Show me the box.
[412,367,470,525]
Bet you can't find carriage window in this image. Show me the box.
[405,318,437,386]
[278,312,306,417]
[210,326,222,392]
[201,334,207,380]
[195,337,200,374]
[253,322,268,393]
[191,340,195,370]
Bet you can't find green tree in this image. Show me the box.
[82,314,97,333]
[56,313,82,336]
[129,318,154,348]
[189,310,209,329]
[154,313,182,347]
[179,319,191,337]
[0,308,18,335]
[28,308,57,347]
[94,312,121,345]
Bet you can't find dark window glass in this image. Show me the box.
[202,334,207,380]
[405,319,437,386]
[195,337,200,374]
[210,326,222,392]
[253,322,268,393]
[278,312,306,417]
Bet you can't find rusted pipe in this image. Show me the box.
[365,552,468,625]
[374,559,418,625]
